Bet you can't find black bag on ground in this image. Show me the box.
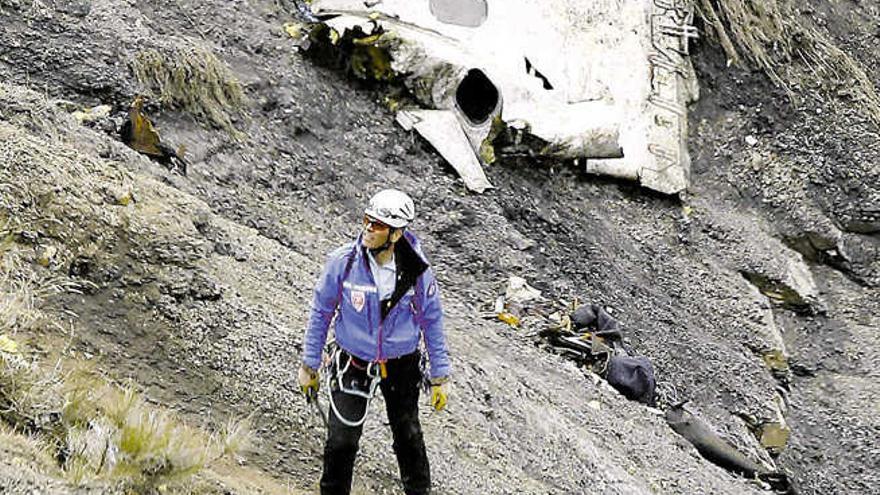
[604,354,656,407]
[571,304,620,335]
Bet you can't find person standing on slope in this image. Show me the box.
[298,189,451,495]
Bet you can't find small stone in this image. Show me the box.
[760,421,791,455]
[190,273,223,301]
[37,245,57,267]
[72,104,112,124]
[68,255,93,277]
[114,186,135,206]
[745,135,758,146]
[763,349,789,372]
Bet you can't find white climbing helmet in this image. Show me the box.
[364,189,415,228]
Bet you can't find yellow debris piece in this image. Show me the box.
[116,191,134,206]
[352,34,383,46]
[283,22,303,38]
[760,421,791,455]
[382,96,400,112]
[0,335,19,354]
[762,349,789,372]
[479,138,496,164]
[497,312,520,327]
[123,95,163,157]
[37,245,57,267]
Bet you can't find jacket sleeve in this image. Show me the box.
[302,253,342,370]
[416,267,450,379]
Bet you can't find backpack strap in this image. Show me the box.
[334,245,358,313]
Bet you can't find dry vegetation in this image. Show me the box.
[0,252,254,493]
[0,85,252,492]
[696,0,880,126]
[131,38,246,138]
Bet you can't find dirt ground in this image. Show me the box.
[0,0,878,493]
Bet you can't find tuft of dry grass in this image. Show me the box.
[1,338,255,491]
[131,40,247,139]
[0,256,253,492]
[61,378,255,490]
[696,0,787,75]
[696,0,880,126]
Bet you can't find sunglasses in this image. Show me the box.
[363,215,391,231]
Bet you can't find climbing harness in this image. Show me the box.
[325,346,383,428]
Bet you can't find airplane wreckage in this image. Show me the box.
[291,0,699,194]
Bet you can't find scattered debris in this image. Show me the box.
[504,276,542,305]
[488,276,544,327]
[541,301,657,406]
[665,402,793,493]
[604,353,656,406]
[665,402,766,475]
[570,303,620,336]
[496,312,520,328]
[119,95,188,176]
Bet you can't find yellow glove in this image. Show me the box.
[430,378,448,411]
[298,365,319,401]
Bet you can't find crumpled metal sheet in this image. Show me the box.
[397,109,493,192]
[310,0,698,194]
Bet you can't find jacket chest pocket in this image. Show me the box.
[341,282,377,329]
[387,289,417,328]
[345,288,369,314]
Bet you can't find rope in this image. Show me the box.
[325,348,382,428]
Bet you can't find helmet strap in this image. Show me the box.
[368,228,399,255]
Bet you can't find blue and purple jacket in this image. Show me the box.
[302,230,450,379]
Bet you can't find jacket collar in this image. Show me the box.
[352,230,429,269]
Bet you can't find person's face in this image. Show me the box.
[362,215,399,249]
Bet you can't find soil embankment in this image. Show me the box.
[1,0,877,493]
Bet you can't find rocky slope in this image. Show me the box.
[0,0,877,493]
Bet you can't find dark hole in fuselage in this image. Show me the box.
[455,69,499,124]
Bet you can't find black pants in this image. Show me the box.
[320,351,430,495]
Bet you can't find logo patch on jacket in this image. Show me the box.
[351,290,365,312]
